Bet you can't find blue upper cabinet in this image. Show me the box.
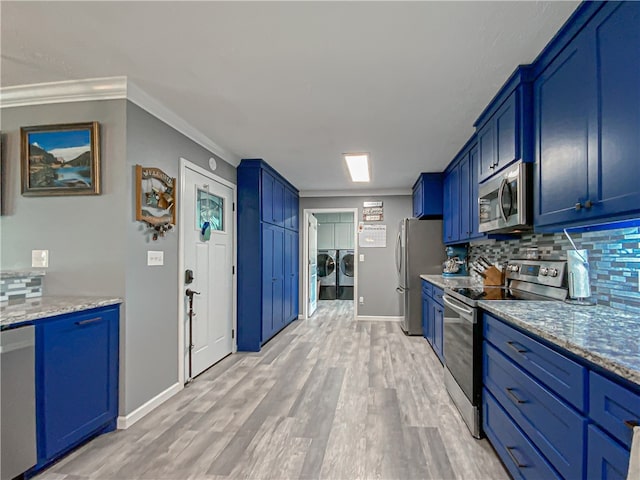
[475,66,534,184]
[443,166,460,244]
[443,136,483,245]
[412,173,443,218]
[238,159,299,352]
[284,187,299,232]
[533,1,640,230]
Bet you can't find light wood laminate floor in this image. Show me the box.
[36,300,508,480]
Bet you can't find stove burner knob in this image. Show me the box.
[548,268,558,277]
[540,267,549,276]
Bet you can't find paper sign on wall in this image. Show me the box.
[358,224,387,248]
[362,201,383,221]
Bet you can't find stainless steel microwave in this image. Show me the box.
[478,161,531,233]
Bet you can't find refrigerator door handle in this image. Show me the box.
[395,231,402,275]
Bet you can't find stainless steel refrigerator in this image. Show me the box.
[395,218,445,335]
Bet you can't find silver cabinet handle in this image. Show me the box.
[75,317,102,326]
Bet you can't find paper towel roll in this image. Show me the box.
[567,249,591,299]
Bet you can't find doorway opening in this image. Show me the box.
[302,208,358,320]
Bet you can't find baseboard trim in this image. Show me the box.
[117,382,182,429]
[356,315,403,322]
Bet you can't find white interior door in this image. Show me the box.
[183,165,233,378]
[308,214,318,316]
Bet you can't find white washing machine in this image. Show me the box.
[337,249,354,300]
[318,250,337,300]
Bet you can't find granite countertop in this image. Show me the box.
[420,274,483,290]
[479,300,640,387]
[1,296,123,328]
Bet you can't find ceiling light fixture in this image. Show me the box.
[344,153,370,182]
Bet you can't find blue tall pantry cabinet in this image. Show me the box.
[237,159,299,352]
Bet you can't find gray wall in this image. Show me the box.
[0,100,128,296]
[123,101,235,414]
[300,195,411,317]
[0,99,237,418]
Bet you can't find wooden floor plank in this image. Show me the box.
[35,299,508,480]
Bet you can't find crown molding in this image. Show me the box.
[299,188,411,198]
[0,76,240,166]
[0,76,128,108]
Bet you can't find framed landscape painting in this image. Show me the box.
[21,122,100,196]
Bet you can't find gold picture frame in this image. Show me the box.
[21,122,101,196]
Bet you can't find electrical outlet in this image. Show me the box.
[359,296,364,304]
[359,254,365,262]
[147,251,164,266]
[31,250,49,268]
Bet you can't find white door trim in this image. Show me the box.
[301,208,358,320]
[178,157,237,386]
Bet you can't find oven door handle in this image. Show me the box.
[443,295,475,320]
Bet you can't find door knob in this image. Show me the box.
[185,288,200,298]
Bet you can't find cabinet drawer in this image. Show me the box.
[421,280,433,298]
[483,389,561,480]
[590,371,640,449]
[484,314,587,411]
[432,286,444,307]
[587,425,629,480]
[483,342,586,480]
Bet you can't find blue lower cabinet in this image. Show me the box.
[483,342,586,480]
[483,389,561,480]
[589,371,640,449]
[35,306,119,469]
[587,425,630,480]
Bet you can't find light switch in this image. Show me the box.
[359,254,365,262]
[32,250,49,268]
[147,251,164,266]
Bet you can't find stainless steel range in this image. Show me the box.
[442,259,568,438]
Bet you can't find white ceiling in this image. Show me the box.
[1,1,579,194]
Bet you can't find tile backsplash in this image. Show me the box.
[469,226,640,313]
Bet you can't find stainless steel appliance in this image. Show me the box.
[478,161,531,233]
[443,259,568,438]
[337,249,354,300]
[1,325,37,480]
[395,218,445,335]
[318,249,337,300]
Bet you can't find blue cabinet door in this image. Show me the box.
[284,187,299,231]
[261,170,285,227]
[534,31,593,227]
[478,120,495,183]
[412,180,423,218]
[443,167,460,244]
[590,2,640,220]
[469,145,484,240]
[36,306,118,464]
[262,224,285,340]
[587,425,629,480]
[432,301,444,364]
[284,229,299,324]
[495,93,518,172]
[459,154,471,240]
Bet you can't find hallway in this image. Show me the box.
[36,300,507,480]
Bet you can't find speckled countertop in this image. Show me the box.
[1,296,122,328]
[479,301,640,386]
[0,270,46,279]
[420,274,483,290]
